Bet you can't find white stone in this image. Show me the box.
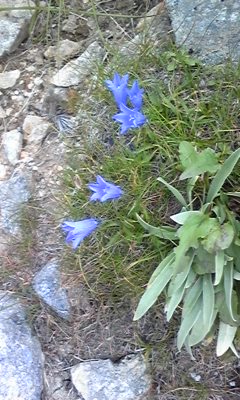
[0,106,6,118]
[51,41,104,87]
[0,164,7,180]
[23,115,52,145]
[33,77,43,86]
[2,129,22,165]
[0,70,21,89]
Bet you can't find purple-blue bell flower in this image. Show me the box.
[88,175,123,202]
[128,80,144,110]
[62,219,99,249]
[112,103,147,134]
[105,72,129,106]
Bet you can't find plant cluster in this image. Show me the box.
[62,69,240,357]
[134,142,240,357]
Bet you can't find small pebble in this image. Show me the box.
[190,372,201,382]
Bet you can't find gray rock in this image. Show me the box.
[32,261,71,319]
[23,115,52,145]
[0,70,21,89]
[51,41,104,87]
[165,0,240,64]
[44,39,81,61]
[2,129,22,165]
[0,0,35,57]
[0,172,30,234]
[0,291,44,400]
[71,354,151,400]
[120,3,171,57]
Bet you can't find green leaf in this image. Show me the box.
[214,250,225,285]
[179,143,219,180]
[148,253,175,285]
[188,307,217,347]
[182,277,202,317]
[194,245,216,274]
[175,214,214,273]
[202,221,235,253]
[179,141,198,170]
[224,262,236,322]
[170,211,202,225]
[166,281,186,321]
[207,148,240,203]
[157,176,187,207]
[185,269,197,288]
[133,261,174,320]
[202,274,214,330]
[177,296,202,350]
[216,321,237,357]
[217,290,240,326]
[168,253,194,297]
[226,192,240,198]
[227,244,240,272]
[136,214,177,241]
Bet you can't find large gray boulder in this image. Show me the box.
[0,0,35,57]
[0,291,44,400]
[166,0,240,64]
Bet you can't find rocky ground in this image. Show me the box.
[0,1,240,400]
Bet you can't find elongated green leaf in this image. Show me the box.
[136,214,177,241]
[216,321,237,357]
[148,253,175,285]
[207,148,240,203]
[229,343,239,358]
[182,277,202,317]
[224,261,236,321]
[170,211,201,225]
[203,274,214,330]
[185,269,197,288]
[177,297,202,350]
[157,176,187,207]
[217,290,240,326]
[214,250,225,285]
[133,262,174,320]
[168,254,193,297]
[188,307,217,347]
[226,192,240,198]
[166,281,186,321]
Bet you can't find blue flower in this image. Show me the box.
[62,219,99,249]
[128,80,144,110]
[88,175,123,202]
[112,103,147,134]
[105,73,129,106]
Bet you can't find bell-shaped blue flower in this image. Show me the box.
[105,73,129,106]
[128,80,144,110]
[112,103,147,134]
[62,219,99,249]
[88,175,123,202]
